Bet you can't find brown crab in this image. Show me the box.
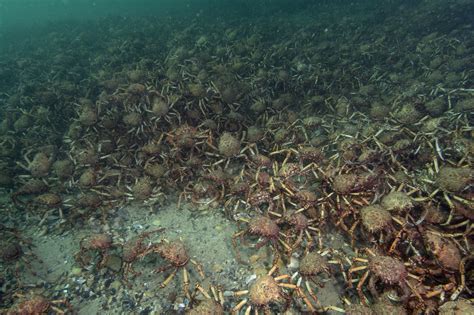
[5,292,71,315]
[16,151,53,178]
[120,229,163,281]
[232,215,288,266]
[179,179,220,208]
[230,266,295,314]
[348,249,418,305]
[140,238,204,299]
[247,190,275,211]
[187,283,225,315]
[11,179,48,205]
[30,192,65,225]
[0,229,42,282]
[75,233,114,269]
[270,210,320,253]
[291,251,344,313]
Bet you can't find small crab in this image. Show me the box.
[290,249,346,313]
[232,215,289,266]
[16,151,53,178]
[74,233,114,269]
[140,238,204,299]
[32,192,65,225]
[5,291,71,314]
[229,266,295,314]
[342,203,405,250]
[247,190,275,211]
[11,179,48,205]
[188,283,225,315]
[0,228,42,282]
[348,249,418,304]
[121,229,163,280]
[270,209,320,253]
[179,179,221,208]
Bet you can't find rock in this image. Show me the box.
[110,280,122,292]
[70,267,82,276]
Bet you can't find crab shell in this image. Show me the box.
[294,190,317,209]
[286,212,309,231]
[86,234,113,251]
[369,255,407,285]
[14,295,51,314]
[16,179,48,195]
[157,240,189,267]
[299,252,330,276]
[122,238,148,263]
[424,231,461,271]
[248,216,279,239]
[249,275,283,307]
[35,193,62,207]
[0,241,23,262]
[188,299,224,315]
[361,205,392,233]
[249,191,272,207]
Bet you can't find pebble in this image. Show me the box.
[212,263,223,273]
[70,267,82,276]
[75,277,86,285]
[86,277,94,287]
[103,224,110,232]
[110,280,122,291]
[287,256,299,270]
[245,274,257,284]
[139,308,152,315]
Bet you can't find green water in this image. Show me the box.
[0,0,473,314]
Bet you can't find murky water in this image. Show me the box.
[0,0,473,314]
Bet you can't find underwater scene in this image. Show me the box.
[0,0,473,314]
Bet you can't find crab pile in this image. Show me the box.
[0,0,473,313]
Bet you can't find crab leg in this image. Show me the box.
[232,299,248,313]
[356,270,370,305]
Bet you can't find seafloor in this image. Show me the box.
[0,0,473,314]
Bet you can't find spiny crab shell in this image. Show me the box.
[16,179,48,195]
[249,275,283,307]
[381,191,413,213]
[218,132,241,158]
[156,240,189,267]
[299,252,330,276]
[82,233,113,251]
[332,172,379,194]
[294,190,317,209]
[360,205,392,233]
[13,295,51,314]
[248,216,280,239]
[35,193,62,207]
[369,254,407,285]
[29,152,52,178]
[285,212,309,231]
[188,299,224,315]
